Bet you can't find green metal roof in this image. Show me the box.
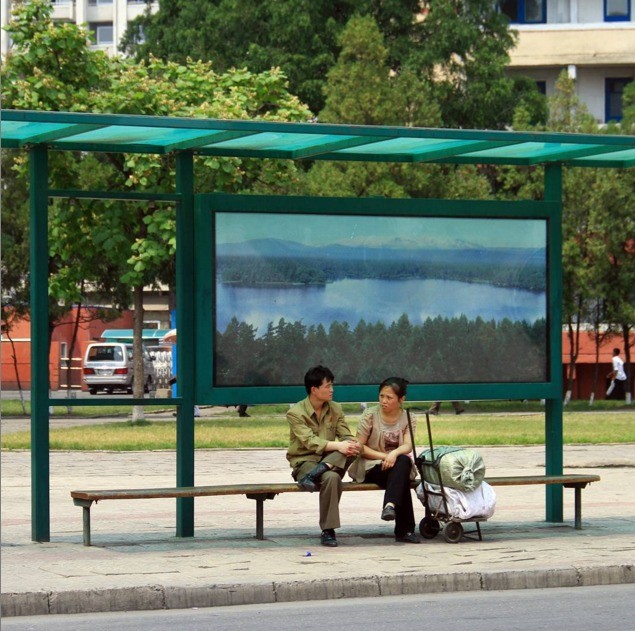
[2,109,634,168]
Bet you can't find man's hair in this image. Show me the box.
[379,376,409,399]
[304,365,334,394]
[613,348,621,355]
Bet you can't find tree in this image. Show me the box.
[2,0,125,401]
[498,71,634,405]
[121,0,423,116]
[122,0,530,128]
[2,0,310,412]
[405,0,539,129]
[302,15,491,201]
[585,168,635,404]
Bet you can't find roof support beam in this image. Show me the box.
[175,151,196,538]
[30,145,50,543]
[544,163,564,524]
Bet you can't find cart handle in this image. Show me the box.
[406,408,435,461]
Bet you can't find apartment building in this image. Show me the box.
[1,0,158,57]
[502,0,635,123]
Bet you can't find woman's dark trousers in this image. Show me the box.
[364,454,415,536]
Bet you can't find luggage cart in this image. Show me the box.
[406,409,487,544]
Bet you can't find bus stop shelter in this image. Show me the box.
[2,108,634,542]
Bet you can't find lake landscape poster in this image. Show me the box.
[213,211,548,387]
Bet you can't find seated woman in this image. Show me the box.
[349,377,420,543]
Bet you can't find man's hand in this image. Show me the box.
[338,440,362,457]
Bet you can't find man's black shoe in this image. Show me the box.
[298,462,330,492]
[395,532,421,544]
[321,529,338,547]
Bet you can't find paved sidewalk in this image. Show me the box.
[1,444,634,617]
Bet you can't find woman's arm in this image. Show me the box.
[380,436,413,470]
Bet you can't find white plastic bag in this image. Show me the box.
[416,480,496,520]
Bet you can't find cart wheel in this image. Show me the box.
[419,517,441,539]
[442,521,463,544]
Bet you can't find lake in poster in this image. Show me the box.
[213,212,548,386]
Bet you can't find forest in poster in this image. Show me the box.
[213,211,548,386]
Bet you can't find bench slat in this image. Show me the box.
[486,474,600,487]
[71,473,600,545]
[71,474,600,502]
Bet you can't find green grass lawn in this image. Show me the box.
[2,407,634,450]
[2,398,632,418]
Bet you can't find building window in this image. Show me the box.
[88,0,114,5]
[535,80,547,95]
[604,0,631,21]
[90,23,114,45]
[499,0,546,24]
[605,77,632,122]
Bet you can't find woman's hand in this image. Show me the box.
[382,451,398,470]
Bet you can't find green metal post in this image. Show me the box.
[175,151,195,537]
[30,145,51,542]
[545,163,564,522]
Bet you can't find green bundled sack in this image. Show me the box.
[417,446,485,492]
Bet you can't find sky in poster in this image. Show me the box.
[216,212,546,249]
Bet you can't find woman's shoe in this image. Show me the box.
[395,532,421,543]
[381,504,396,521]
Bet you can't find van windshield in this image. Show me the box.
[88,346,123,361]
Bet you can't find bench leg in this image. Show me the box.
[574,486,582,530]
[73,499,93,546]
[246,493,278,540]
[563,483,589,530]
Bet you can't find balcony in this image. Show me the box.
[509,23,635,67]
[51,0,75,21]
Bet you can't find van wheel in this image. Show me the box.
[89,388,97,395]
[127,379,134,395]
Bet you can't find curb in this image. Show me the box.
[2,564,633,618]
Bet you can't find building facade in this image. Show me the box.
[503,0,635,123]
[1,0,157,57]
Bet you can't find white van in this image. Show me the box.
[82,343,156,395]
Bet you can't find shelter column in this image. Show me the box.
[175,151,195,537]
[545,163,564,522]
[30,145,50,542]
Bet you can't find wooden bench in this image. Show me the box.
[71,473,599,546]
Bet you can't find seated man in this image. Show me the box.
[286,365,361,547]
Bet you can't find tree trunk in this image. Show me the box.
[65,299,83,413]
[589,302,603,406]
[565,310,581,405]
[623,325,632,405]
[7,330,27,415]
[132,285,145,421]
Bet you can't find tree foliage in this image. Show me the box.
[121,0,534,128]
[1,0,310,401]
[301,15,491,201]
[216,314,547,386]
[496,71,635,402]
